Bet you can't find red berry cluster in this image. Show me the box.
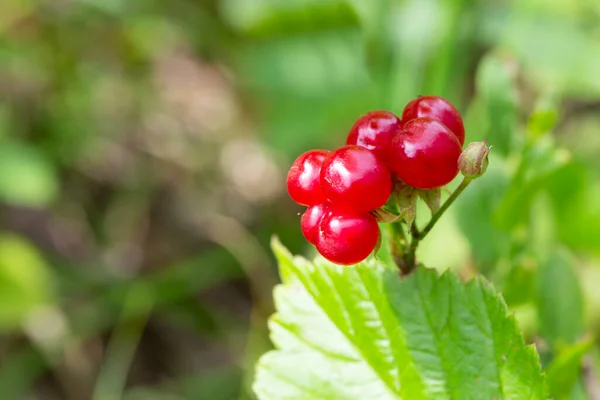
[287,95,465,265]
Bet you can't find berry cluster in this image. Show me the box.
[287,95,465,265]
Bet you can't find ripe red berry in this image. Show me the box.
[402,95,465,145]
[346,111,401,162]
[320,145,392,213]
[316,209,379,265]
[388,118,462,189]
[287,150,329,206]
[301,203,331,245]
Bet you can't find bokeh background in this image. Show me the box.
[1,0,600,399]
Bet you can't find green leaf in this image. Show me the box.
[527,94,559,139]
[0,142,58,207]
[254,239,547,400]
[546,338,594,400]
[221,0,358,37]
[418,188,441,215]
[501,255,536,307]
[493,137,570,231]
[396,182,418,228]
[535,249,584,347]
[546,162,600,255]
[455,158,511,270]
[0,234,55,329]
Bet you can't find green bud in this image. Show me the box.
[458,141,491,179]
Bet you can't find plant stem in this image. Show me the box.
[402,232,419,276]
[410,219,420,238]
[416,177,472,240]
[399,177,472,275]
[391,219,408,244]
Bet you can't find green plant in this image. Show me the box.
[254,239,546,399]
[252,91,551,398]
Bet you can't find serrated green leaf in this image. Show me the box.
[536,249,584,347]
[546,338,594,400]
[254,239,547,400]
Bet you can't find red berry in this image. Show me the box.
[402,95,465,145]
[287,150,329,206]
[346,111,401,162]
[388,118,462,189]
[320,145,392,213]
[316,209,379,265]
[301,203,331,245]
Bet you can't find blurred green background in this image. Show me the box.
[1,0,600,399]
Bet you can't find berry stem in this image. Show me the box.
[389,219,408,244]
[399,177,472,275]
[416,177,472,240]
[410,219,420,239]
[387,222,411,275]
[402,232,419,276]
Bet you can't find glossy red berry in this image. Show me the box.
[301,203,331,245]
[287,150,329,206]
[402,95,465,145]
[316,209,379,265]
[346,111,401,162]
[320,145,392,213]
[388,118,462,189]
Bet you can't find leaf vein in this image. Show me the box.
[417,274,453,398]
[477,282,503,395]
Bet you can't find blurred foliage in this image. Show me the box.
[0,0,599,399]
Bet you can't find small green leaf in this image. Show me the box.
[371,208,401,224]
[0,142,58,207]
[221,0,358,37]
[536,249,584,347]
[254,239,547,400]
[502,255,537,307]
[418,188,441,215]
[546,162,600,255]
[527,95,559,139]
[0,234,55,329]
[546,338,594,400]
[395,182,418,228]
[493,137,570,231]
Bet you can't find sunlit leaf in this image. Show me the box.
[0,143,58,207]
[546,338,594,400]
[0,235,55,329]
[527,95,559,139]
[254,239,546,400]
[536,249,584,347]
[221,0,358,37]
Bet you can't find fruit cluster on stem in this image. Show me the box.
[286,95,490,271]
